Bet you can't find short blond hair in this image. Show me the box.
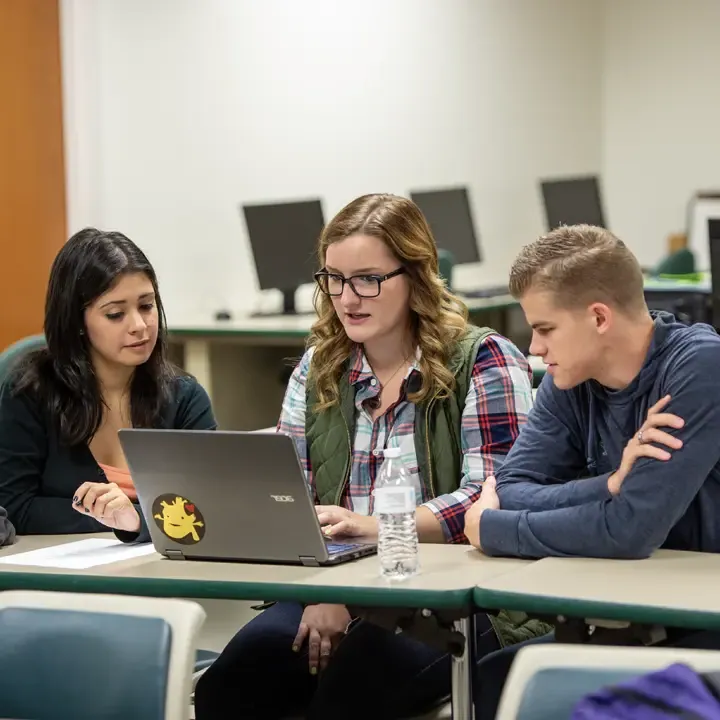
[509,224,646,313]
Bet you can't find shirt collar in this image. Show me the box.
[348,345,421,386]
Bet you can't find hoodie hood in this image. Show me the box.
[590,311,717,404]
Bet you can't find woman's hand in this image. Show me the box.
[73,482,141,533]
[292,603,352,674]
[315,505,378,540]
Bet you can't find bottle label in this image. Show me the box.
[374,487,415,514]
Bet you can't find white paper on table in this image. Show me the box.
[0,538,157,569]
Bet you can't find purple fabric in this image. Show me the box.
[572,663,720,720]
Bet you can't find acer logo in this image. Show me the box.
[270,495,295,503]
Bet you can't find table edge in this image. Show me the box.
[473,587,720,631]
[0,568,475,609]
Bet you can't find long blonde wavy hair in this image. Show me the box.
[308,193,470,411]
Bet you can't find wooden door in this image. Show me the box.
[0,0,66,352]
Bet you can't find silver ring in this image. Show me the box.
[637,430,645,444]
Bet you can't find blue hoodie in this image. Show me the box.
[480,312,720,559]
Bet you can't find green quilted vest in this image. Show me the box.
[306,325,494,506]
[304,326,553,648]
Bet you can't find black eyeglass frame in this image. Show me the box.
[314,267,406,298]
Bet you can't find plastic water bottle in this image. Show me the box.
[373,447,419,580]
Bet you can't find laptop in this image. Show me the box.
[118,429,377,566]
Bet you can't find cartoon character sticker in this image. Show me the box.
[152,494,205,544]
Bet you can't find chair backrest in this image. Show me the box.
[437,249,455,291]
[653,247,696,276]
[497,644,720,720]
[0,334,47,388]
[0,590,205,720]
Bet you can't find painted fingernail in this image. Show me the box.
[73,496,78,502]
[310,667,317,675]
[84,508,89,513]
[292,645,298,652]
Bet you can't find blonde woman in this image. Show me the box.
[195,194,549,720]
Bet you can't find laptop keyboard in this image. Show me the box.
[327,542,364,555]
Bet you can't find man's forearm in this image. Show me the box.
[497,471,613,511]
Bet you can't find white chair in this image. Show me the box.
[496,643,720,720]
[0,589,205,720]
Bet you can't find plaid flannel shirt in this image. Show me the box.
[277,333,533,543]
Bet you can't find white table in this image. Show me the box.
[0,534,533,719]
[475,550,720,632]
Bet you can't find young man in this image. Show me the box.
[464,224,720,559]
[461,224,720,720]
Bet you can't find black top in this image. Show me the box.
[0,374,216,536]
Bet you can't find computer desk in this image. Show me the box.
[474,550,720,635]
[167,294,523,430]
[167,273,715,430]
[0,533,532,718]
[643,273,712,326]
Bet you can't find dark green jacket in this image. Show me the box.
[305,326,552,647]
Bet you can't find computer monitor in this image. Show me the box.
[709,218,720,329]
[540,175,607,230]
[242,199,324,315]
[409,186,481,264]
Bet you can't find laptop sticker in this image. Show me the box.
[152,494,206,544]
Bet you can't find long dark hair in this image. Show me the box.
[13,228,176,446]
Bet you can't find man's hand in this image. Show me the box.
[73,482,141,532]
[315,505,378,540]
[292,603,351,674]
[463,476,500,550]
[608,395,684,495]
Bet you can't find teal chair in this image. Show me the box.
[0,333,47,386]
[0,590,206,720]
[652,247,696,277]
[496,644,720,719]
[438,249,456,291]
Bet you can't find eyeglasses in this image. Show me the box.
[314,267,406,298]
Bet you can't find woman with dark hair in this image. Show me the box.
[0,228,216,537]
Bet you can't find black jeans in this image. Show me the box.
[194,601,501,720]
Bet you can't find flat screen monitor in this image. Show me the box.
[242,199,324,314]
[409,186,481,264]
[709,217,720,329]
[540,175,606,230]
